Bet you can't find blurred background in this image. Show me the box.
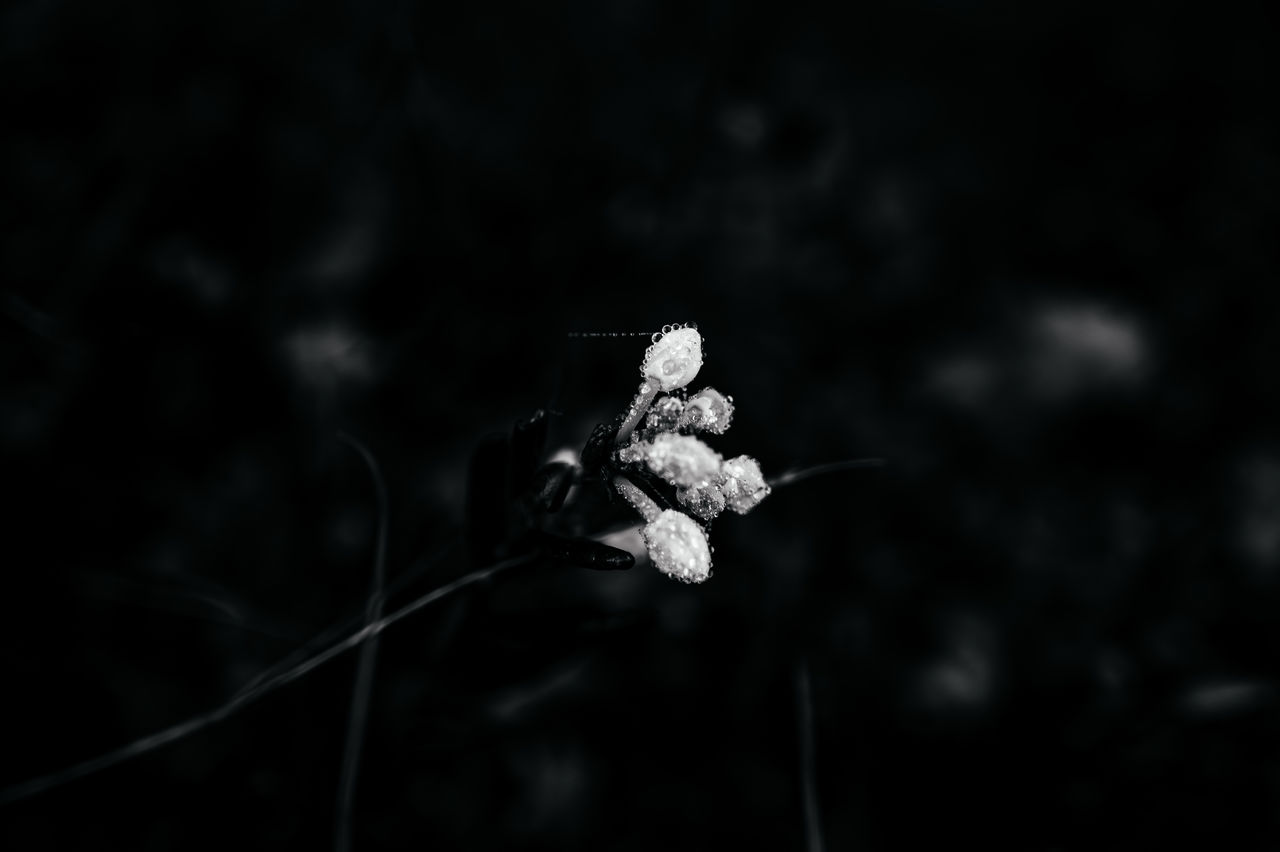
[3,0,1279,848]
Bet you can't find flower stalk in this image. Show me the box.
[615,377,660,446]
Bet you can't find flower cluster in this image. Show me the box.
[608,323,770,583]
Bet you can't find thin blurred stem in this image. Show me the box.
[0,552,533,807]
[334,432,389,852]
[769,458,886,490]
[231,539,457,702]
[66,572,302,643]
[796,657,825,852]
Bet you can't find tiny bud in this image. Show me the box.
[677,387,735,435]
[676,483,727,521]
[720,455,771,514]
[640,394,685,438]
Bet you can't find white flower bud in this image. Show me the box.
[676,483,726,521]
[620,432,722,488]
[642,509,713,583]
[642,327,703,391]
[678,387,734,435]
[720,455,770,514]
[641,394,685,438]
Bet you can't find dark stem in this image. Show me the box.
[769,458,886,490]
[334,432,390,852]
[0,553,533,807]
[796,657,825,852]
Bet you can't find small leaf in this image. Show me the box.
[508,409,550,494]
[527,461,575,513]
[530,530,635,571]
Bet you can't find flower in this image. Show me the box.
[719,455,771,514]
[640,393,686,438]
[597,323,771,583]
[678,386,734,434]
[642,509,713,583]
[642,326,703,391]
[618,433,722,488]
[676,482,726,521]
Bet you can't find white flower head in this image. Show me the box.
[619,432,722,488]
[678,386,735,435]
[642,326,703,391]
[642,509,712,583]
[602,324,771,583]
[720,454,771,514]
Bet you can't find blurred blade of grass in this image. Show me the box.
[334,432,389,852]
[0,550,534,807]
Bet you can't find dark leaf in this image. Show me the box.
[508,409,549,495]
[527,461,576,513]
[528,530,634,571]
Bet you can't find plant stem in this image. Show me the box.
[615,377,660,445]
[769,458,886,490]
[796,657,825,852]
[0,553,534,807]
[334,432,389,852]
[612,475,662,523]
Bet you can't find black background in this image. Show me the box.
[4,0,1280,849]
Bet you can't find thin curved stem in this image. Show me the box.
[796,657,824,852]
[230,539,456,703]
[334,432,390,852]
[769,458,886,490]
[0,552,533,807]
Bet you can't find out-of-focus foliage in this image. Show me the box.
[3,0,1279,848]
